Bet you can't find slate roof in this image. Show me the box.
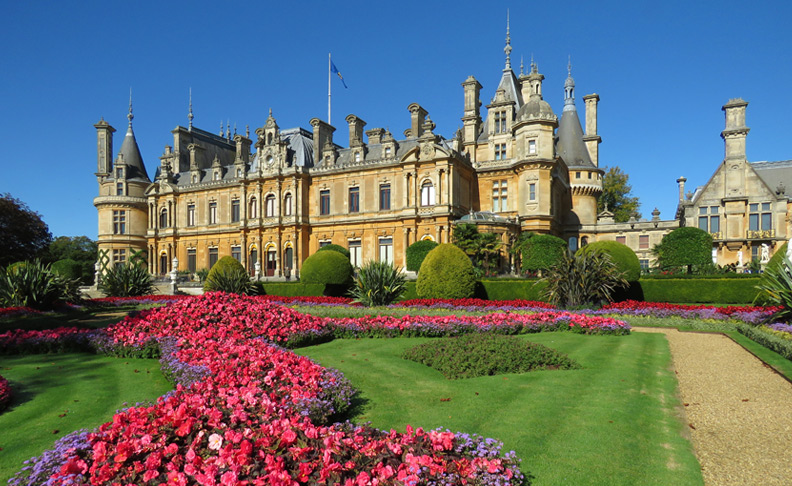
[752,160,792,198]
[556,106,594,169]
[117,125,151,181]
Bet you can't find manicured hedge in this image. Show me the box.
[638,277,762,304]
[255,282,326,297]
[475,279,548,301]
[737,324,792,360]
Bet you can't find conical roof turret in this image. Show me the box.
[117,96,150,182]
[557,62,593,169]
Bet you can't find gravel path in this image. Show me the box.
[635,328,792,485]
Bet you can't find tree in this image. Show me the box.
[45,236,98,285]
[653,227,713,273]
[598,166,641,223]
[452,223,503,275]
[0,193,52,268]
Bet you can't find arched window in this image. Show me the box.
[265,195,276,217]
[249,197,258,218]
[283,193,293,216]
[159,208,168,228]
[420,180,435,206]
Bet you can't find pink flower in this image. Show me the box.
[208,433,223,451]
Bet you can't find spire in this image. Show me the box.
[564,56,576,112]
[219,120,223,136]
[226,120,231,140]
[188,88,194,130]
[127,88,134,127]
[118,94,150,182]
[504,9,512,70]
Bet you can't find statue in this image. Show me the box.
[94,261,101,287]
[787,237,792,260]
[760,244,770,264]
[737,250,743,268]
[254,261,261,281]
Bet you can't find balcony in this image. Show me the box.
[747,229,775,240]
[709,232,723,240]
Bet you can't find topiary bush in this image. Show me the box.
[316,244,351,259]
[654,227,713,273]
[204,256,255,294]
[578,240,641,282]
[402,333,580,379]
[405,240,439,272]
[99,262,154,297]
[349,260,407,306]
[521,234,566,275]
[51,258,83,281]
[301,250,353,286]
[416,243,476,299]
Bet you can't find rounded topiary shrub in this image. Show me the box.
[765,242,788,273]
[51,259,83,281]
[204,256,254,294]
[406,240,439,272]
[416,243,476,299]
[578,240,641,282]
[300,250,353,285]
[521,234,566,274]
[316,244,351,259]
[655,227,712,272]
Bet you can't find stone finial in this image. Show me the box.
[652,207,661,221]
[127,88,134,127]
[504,9,512,69]
[188,88,194,129]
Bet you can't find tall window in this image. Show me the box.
[265,195,276,217]
[112,249,126,269]
[231,246,242,262]
[494,111,507,133]
[113,210,126,235]
[639,235,649,250]
[420,181,435,206]
[349,240,362,267]
[248,197,257,218]
[492,180,507,212]
[187,204,195,227]
[495,143,506,160]
[209,201,217,224]
[528,139,537,155]
[348,187,360,213]
[384,146,392,157]
[698,206,720,234]
[320,190,330,215]
[187,248,196,273]
[283,193,292,216]
[749,203,772,232]
[379,237,393,264]
[116,182,124,195]
[529,183,536,201]
[231,199,240,222]
[379,184,391,210]
[159,208,168,229]
[208,248,219,269]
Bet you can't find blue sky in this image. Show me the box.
[1,0,791,238]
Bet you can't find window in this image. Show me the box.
[492,180,507,212]
[116,182,124,195]
[265,195,276,217]
[581,236,589,247]
[208,248,219,269]
[231,246,242,262]
[319,241,331,248]
[116,167,124,178]
[209,201,217,224]
[384,146,392,157]
[616,236,626,245]
[249,198,257,219]
[576,171,581,179]
[529,183,536,201]
[379,237,393,264]
[349,187,360,213]
[113,210,126,235]
[379,184,391,210]
[187,248,196,273]
[420,181,435,206]
[159,208,168,229]
[494,111,507,133]
[349,240,362,267]
[320,190,330,215]
[640,259,649,272]
[568,237,578,252]
[698,206,720,234]
[231,199,240,222]
[639,235,649,250]
[112,249,126,269]
[752,245,759,261]
[495,143,506,160]
[187,204,195,227]
[354,152,361,162]
[528,139,537,155]
[284,193,293,216]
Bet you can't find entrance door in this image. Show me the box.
[248,248,258,276]
[284,247,293,277]
[266,250,277,277]
[159,253,168,275]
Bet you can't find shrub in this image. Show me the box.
[349,260,406,306]
[578,240,641,282]
[737,323,792,360]
[405,239,438,272]
[654,227,712,273]
[0,260,80,309]
[253,282,326,297]
[754,253,792,322]
[639,277,761,304]
[402,333,580,379]
[99,262,154,297]
[316,244,351,259]
[416,243,476,299]
[301,250,353,286]
[204,256,254,294]
[195,268,210,283]
[51,258,83,281]
[476,278,548,301]
[765,242,788,273]
[541,250,628,308]
[521,234,566,274]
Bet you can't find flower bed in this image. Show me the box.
[0,374,11,413]
[8,293,528,485]
[0,327,99,354]
[394,298,555,312]
[0,306,42,319]
[600,300,780,324]
[86,295,189,306]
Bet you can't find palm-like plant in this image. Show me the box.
[541,250,628,309]
[0,260,80,308]
[755,254,792,322]
[349,260,407,307]
[99,262,154,297]
[204,265,256,295]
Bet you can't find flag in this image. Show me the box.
[331,61,348,89]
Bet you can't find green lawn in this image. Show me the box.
[0,353,172,482]
[296,333,704,486]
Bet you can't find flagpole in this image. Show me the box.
[328,53,332,124]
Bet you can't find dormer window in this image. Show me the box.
[494,111,507,133]
[214,171,220,181]
[385,146,392,157]
[116,182,124,195]
[354,152,361,162]
[116,167,124,178]
[192,174,198,184]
